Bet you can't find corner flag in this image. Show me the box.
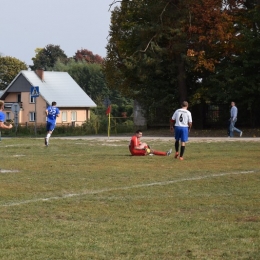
[106,105,111,115]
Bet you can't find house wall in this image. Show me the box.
[4,92,89,126]
[57,108,89,126]
[5,92,47,125]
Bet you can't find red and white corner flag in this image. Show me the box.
[106,105,111,115]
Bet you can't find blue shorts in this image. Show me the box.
[46,121,56,132]
[175,126,189,142]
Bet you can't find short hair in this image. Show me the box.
[182,101,188,107]
[135,129,142,134]
[52,101,57,106]
[0,100,4,108]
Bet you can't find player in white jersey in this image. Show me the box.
[170,101,192,160]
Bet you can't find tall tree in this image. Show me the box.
[104,0,240,123]
[199,0,260,126]
[0,56,27,90]
[30,44,67,70]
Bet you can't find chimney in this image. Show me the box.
[35,68,44,81]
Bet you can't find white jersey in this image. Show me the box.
[172,108,192,127]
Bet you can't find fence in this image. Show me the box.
[1,117,135,137]
[191,103,230,129]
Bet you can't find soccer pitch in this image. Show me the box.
[1,137,260,259]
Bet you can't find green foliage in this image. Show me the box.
[0,56,27,90]
[53,59,133,113]
[197,4,260,126]
[105,0,260,126]
[104,0,189,121]
[82,110,107,134]
[53,59,109,104]
[30,44,67,70]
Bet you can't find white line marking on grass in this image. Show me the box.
[0,170,257,207]
[0,169,19,173]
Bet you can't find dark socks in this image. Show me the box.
[175,141,179,153]
[180,146,185,157]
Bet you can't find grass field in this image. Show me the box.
[1,137,260,260]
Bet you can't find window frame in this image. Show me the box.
[29,112,35,122]
[30,95,35,104]
[61,111,67,122]
[71,111,77,122]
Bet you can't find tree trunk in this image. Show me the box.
[177,57,187,104]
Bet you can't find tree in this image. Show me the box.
[53,59,131,109]
[198,0,260,126]
[182,0,243,104]
[104,0,240,123]
[104,1,184,122]
[53,59,108,103]
[0,56,27,90]
[30,44,67,70]
[74,49,104,64]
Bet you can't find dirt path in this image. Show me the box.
[53,136,260,142]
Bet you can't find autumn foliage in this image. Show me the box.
[74,49,104,64]
[186,0,243,72]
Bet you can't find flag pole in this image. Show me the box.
[108,111,111,138]
[106,104,111,139]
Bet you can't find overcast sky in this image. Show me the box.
[0,0,117,66]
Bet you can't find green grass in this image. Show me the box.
[0,137,260,259]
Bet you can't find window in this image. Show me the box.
[71,111,77,122]
[30,95,35,103]
[62,111,67,122]
[17,94,21,103]
[29,112,35,121]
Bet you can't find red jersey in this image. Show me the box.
[129,135,141,151]
[129,135,146,156]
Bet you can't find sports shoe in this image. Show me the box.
[179,157,184,161]
[240,131,243,137]
[174,152,179,159]
[45,137,49,146]
[167,148,172,156]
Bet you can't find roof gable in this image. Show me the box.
[3,70,96,108]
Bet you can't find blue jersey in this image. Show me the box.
[0,111,6,122]
[46,106,60,124]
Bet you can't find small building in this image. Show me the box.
[0,69,96,126]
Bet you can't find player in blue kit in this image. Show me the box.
[45,101,60,146]
[170,101,192,160]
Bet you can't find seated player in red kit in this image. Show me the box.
[129,130,172,156]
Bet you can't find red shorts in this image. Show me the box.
[129,146,146,156]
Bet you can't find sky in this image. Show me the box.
[0,0,118,66]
